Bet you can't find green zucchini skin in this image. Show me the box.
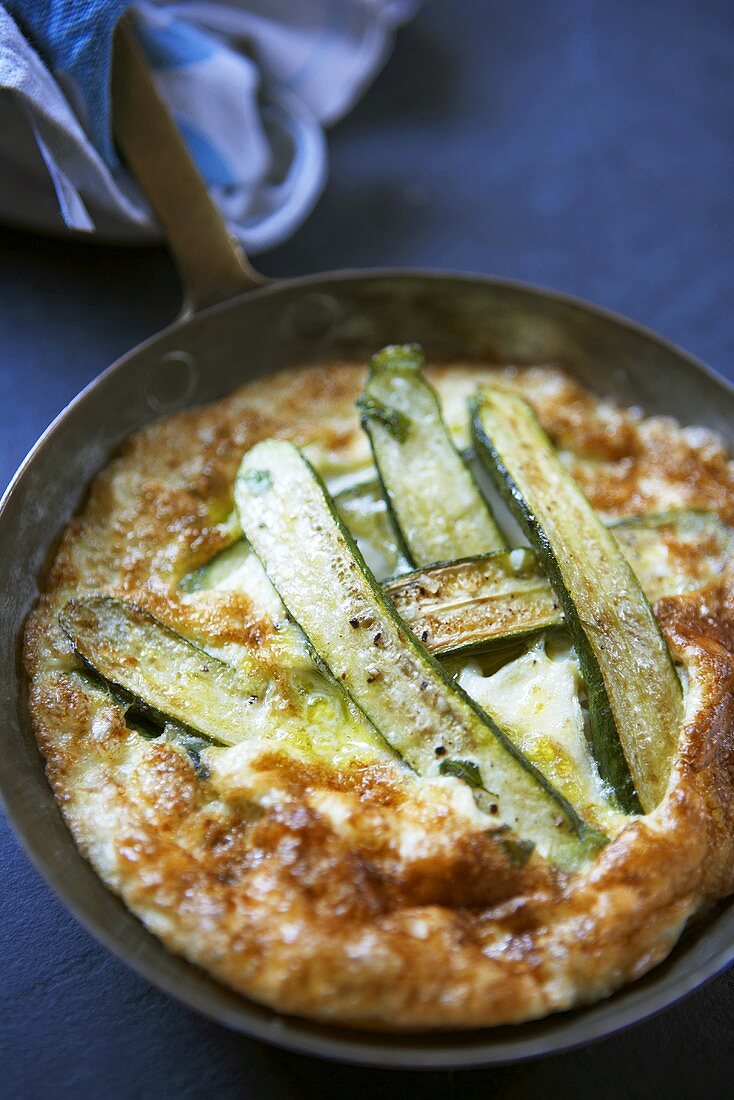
[59,597,255,745]
[235,438,606,870]
[358,345,506,567]
[472,388,684,815]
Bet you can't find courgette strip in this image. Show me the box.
[60,597,255,744]
[385,549,561,656]
[60,595,395,767]
[234,438,605,869]
[358,345,506,566]
[385,511,734,657]
[472,388,683,814]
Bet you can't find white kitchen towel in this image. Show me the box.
[0,1,418,247]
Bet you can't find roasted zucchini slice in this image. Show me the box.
[472,388,683,814]
[358,345,506,566]
[235,438,606,869]
[384,511,734,657]
[60,595,394,767]
[60,597,256,744]
[385,548,559,656]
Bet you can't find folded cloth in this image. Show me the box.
[0,0,417,248]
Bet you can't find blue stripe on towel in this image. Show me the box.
[175,117,238,187]
[135,17,217,71]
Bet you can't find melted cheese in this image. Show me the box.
[459,640,622,827]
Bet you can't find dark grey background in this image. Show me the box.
[2,0,734,1094]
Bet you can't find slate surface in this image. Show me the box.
[1,0,733,1095]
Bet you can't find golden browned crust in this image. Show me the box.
[24,361,734,1029]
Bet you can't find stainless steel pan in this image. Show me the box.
[1,21,733,1068]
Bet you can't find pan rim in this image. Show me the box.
[2,265,734,1068]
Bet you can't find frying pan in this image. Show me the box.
[1,20,733,1069]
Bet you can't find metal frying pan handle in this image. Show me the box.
[111,17,266,314]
